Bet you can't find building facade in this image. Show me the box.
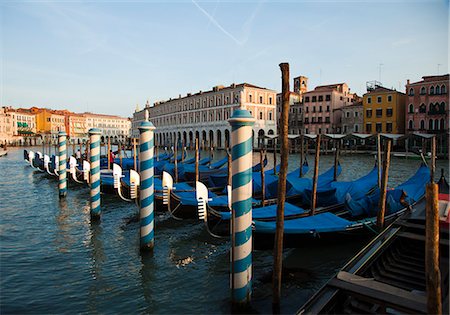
[67,114,87,143]
[276,92,302,135]
[131,102,150,139]
[405,74,448,134]
[84,113,131,143]
[302,83,355,134]
[338,101,363,134]
[363,86,406,134]
[146,83,277,149]
[0,107,13,145]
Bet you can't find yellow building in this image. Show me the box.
[31,108,66,140]
[363,86,406,134]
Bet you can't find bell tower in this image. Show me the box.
[293,75,308,94]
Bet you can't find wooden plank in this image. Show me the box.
[330,271,427,313]
[398,231,449,247]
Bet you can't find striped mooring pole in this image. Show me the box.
[229,109,255,308]
[139,121,156,251]
[58,131,67,198]
[89,128,102,221]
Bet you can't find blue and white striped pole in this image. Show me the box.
[139,121,156,251]
[229,109,255,308]
[58,131,67,198]
[89,128,102,221]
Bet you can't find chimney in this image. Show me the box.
[407,79,410,85]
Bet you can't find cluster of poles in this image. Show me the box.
[52,63,443,313]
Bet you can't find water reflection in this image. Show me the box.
[87,221,106,313]
[139,251,155,312]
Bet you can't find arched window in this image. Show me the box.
[435,119,439,130]
[429,119,433,130]
[419,103,426,113]
[440,102,445,113]
[429,103,434,112]
[430,86,435,95]
[420,120,425,130]
[441,85,446,94]
[420,86,426,95]
[440,118,445,130]
[408,120,413,130]
[436,85,440,94]
[249,95,252,103]
[409,88,414,96]
[259,111,263,120]
[408,104,414,113]
[269,111,273,120]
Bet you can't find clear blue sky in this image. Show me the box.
[1,0,448,117]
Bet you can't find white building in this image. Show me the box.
[145,83,277,149]
[84,113,131,143]
[131,101,150,139]
[0,107,13,145]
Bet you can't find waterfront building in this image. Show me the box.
[131,101,150,139]
[335,100,363,134]
[30,107,66,144]
[276,92,302,135]
[0,107,13,145]
[302,83,355,134]
[66,113,87,144]
[146,83,277,149]
[84,113,131,143]
[405,74,448,133]
[363,85,406,134]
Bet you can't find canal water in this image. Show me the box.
[1,147,448,314]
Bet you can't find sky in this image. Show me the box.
[1,0,448,117]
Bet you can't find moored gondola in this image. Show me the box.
[298,171,449,314]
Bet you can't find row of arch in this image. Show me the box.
[155,128,275,149]
[409,84,447,96]
[408,118,446,131]
[409,102,446,113]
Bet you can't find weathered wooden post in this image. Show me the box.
[139,121,156,251]
[133,138,137,171]
[107,137,111,170]
[273,62,290,313]
[310,134,321,216]
[376,138,391,229]
[174,136,179,183]
[273,137,277,175]
[227,147,232,186]
[209,146,213,168]
[333,139,340,181]
[377,134,382,188]
[58,131,67,198]
[260,149,266,206]
[89,128,102,221]
[119,141,123,168]
[425,135,441,314]
[299,134,304,177]
[229,109,255,309]
[195,138,199,182]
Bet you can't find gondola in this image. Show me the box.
[199,164,376,237]
[252,164,430,249]
[298,171,449,314]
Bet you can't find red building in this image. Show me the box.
[405,74,448,153]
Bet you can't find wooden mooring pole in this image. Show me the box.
[260,149,266,206]
[273,138,277,175]
[425,136,441,315]
[133,138,137,171]
[195,138,199,182]
[377,133,382,188]
[310,134,321,216]
[273,62,290,313]
[299,134,304,177]
[376,138,391,229]
[174,137,178,183]
[227,147,231,186]
[333,139,340,181]
[107,137,111,170]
